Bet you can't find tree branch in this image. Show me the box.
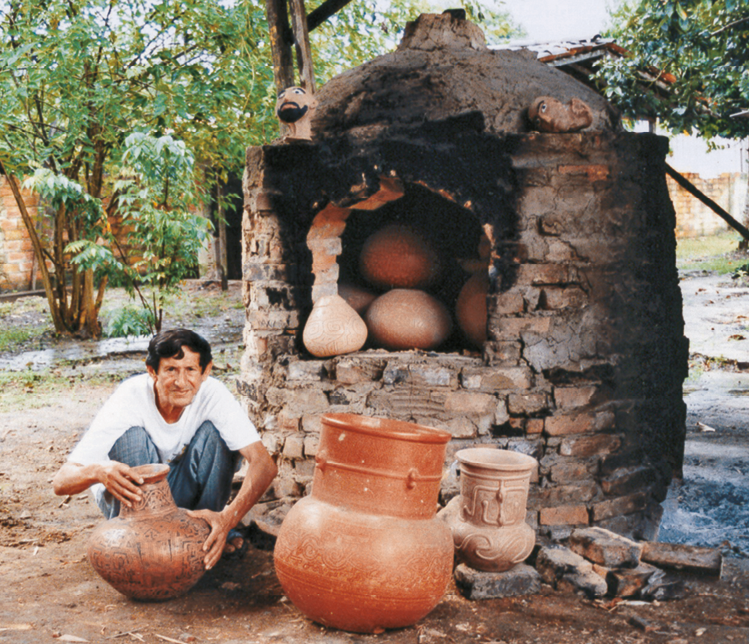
[711,16,749,37]
[307,0,355,32]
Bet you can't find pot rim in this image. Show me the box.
[321,413,451,444]
[456,447,537,470]
[129,463,170,484]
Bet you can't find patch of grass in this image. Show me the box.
[676,232,745,273]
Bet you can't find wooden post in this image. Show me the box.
[288,0,315,93]
[266,0,295,95]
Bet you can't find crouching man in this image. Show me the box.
[52,328,277,570]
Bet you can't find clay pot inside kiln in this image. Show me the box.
[274,413,454,633]
[455,270,489,348]
[448,448,537,572]
[365,288,452,351]
[87,463,210,601]
[359,223,442,290]
[302,294,368,357]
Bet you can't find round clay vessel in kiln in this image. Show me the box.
[455,271,489,348]
[87,463,210,601]
[302,294,368,357]
[274,413,453,633]
[449,448,536,572]
[338,281,377,315]
[359,223,442,289]
[365,289,452,350]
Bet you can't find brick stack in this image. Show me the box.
[0,176,43,291]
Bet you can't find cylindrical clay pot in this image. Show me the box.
[87,463,210,601]
[450,448,537,572]
[274,413,454,633]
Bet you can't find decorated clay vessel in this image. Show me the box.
[365,289,452,351]
[455,271,489,348]
[87,463,210,601]
[274,413,453,633]
[359,223,442,289]
[303,294,368,357]
[449,448,537,572]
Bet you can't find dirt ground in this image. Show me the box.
[1,278,748,644]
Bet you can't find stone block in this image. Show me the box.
[591,492,649,522]
[569,527,643,568]
[334,359,384,384]
[535,545,596,590]
[606,563,659,598]
[301,415,322,434]
[539,286,586,310]
[493,316,552,340]
[544,412,595,436]
[536,482,599,506]
[558,164,610,181]
[553,386,597,409]
[515,264,571,286]
[539,505,589,526]
[641,541,723,575]
[286,360,325,381]
[303,434,319,457]
[473,367,533,391]
[601,465,656,496]
[282,435,305,460]
[481,342,523,365]
[445,391,496,414]
[559,434,621,458]
[557,569,608,599]
[454,563,542,600]
[549,460,592,483]
[261,432,282,455]
[507,392,549,416]
[495,292,525,315]
[526,418,544,434]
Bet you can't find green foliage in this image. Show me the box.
[600,0,749,140]
[104,304,157,338]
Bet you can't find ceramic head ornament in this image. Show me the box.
[528,96,593,133]
[276,86,318,141]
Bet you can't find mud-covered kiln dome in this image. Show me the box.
[311,13,621,139]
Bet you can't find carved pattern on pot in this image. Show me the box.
[274,413,454,633]
[87,463,210,601]
[448,448,537,572]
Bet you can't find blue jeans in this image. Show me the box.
[98,421,236,519]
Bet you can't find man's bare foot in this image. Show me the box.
[222,530,248,559]
[224,535,244,555]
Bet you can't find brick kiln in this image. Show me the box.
[240,13,688,540]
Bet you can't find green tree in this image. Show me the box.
[599,0,749,140]
[0,0,273,336]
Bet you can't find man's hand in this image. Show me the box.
[187,508,233,570]
[52,460,144,508]
[96,461,144,508]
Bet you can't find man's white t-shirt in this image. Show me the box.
[69,373,260,467]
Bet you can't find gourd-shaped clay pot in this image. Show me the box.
[274,413,454,633]
[359,224,442,290]
[365,289,452,351]
[303,294,368,357]
[449,448,537,572]
[87,463,210,601]
[455,271,489,348]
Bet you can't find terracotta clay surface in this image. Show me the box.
[449,448,537,572]
[455,271,489,347]
[87,463,210,601]
[365,289,452,351]
[359,224,442,290]
[276,86,318,141]
[338,281,378,315]
[274,413,454,633]
[528,96,593,133]
[302,294,368,357]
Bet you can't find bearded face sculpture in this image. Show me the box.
[276,86,318,141]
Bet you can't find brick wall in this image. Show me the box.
[0,176,45,292]
[667,171,748,238]
[241,131,687,542]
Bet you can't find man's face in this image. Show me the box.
[147,347,211,414]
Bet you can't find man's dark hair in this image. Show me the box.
[146,329,212,373]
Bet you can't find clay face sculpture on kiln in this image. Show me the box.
[528,96,593,133]
[276,86,318,141]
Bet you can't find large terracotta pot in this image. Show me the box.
[365,289,452,351]
[87,463,210,601]
[359,224,442,290]
[449,448,537,572]
[274,413,453,633]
